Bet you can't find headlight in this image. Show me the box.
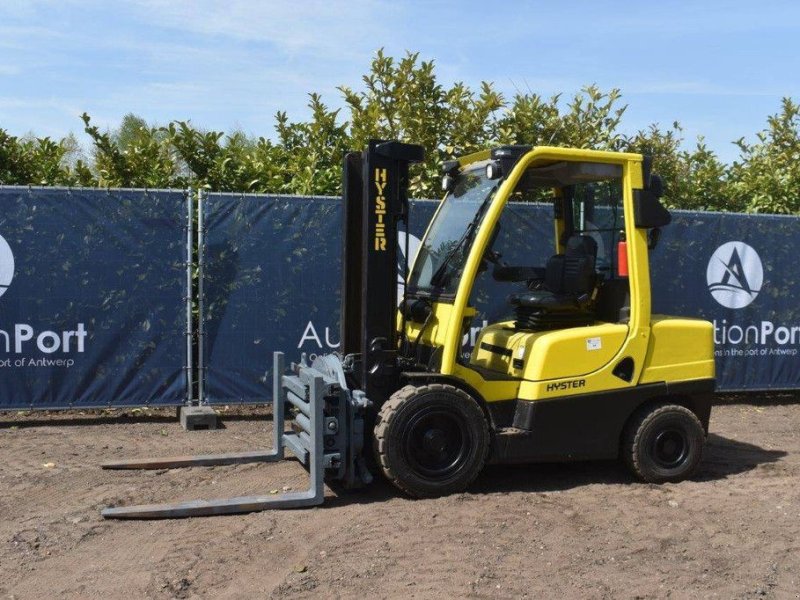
[486,161,502,180]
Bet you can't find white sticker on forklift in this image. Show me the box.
[586,337,602,351]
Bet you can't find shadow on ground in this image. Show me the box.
[324,433,787,508]
[715,391,800,406]
[474,434,785,495]
[699,433,787,479]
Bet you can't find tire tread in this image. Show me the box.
[623,402,704,483]
[374,384,489,498]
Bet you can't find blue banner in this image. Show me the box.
[0,187,188,408]
[202,195,800,400]
[1,188,794,409]
[651,210,800,391]
[201,195,436,403]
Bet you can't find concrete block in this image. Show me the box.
[180,405,218,431]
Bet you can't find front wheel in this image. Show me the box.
[374,384,489,498]
[623,403,705,483]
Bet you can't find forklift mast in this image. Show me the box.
[340,140,424,405]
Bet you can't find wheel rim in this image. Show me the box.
[649,427,689,469]
[401,406,471,480]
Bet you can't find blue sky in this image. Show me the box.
[1,0,798,163]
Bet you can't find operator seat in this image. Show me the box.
[508,235,598,330]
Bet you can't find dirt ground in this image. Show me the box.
[0,400,798,600]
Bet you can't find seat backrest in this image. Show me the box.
[544,235,598,296]
[594,278,629,322]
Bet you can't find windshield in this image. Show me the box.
[408,165,498,296]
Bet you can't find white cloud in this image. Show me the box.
[125,0,400,59]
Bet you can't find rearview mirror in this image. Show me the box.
[649,174,664,198]
[633,190,671,228]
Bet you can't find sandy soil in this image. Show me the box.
[0,400,798,599]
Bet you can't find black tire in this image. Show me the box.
[623,403,705,483]
[374,384,489,498]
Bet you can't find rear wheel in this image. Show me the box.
[623,403,705,483]
[374,384,489,498]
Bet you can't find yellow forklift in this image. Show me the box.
[102,141,715,518]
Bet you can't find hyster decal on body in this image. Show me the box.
[374,168,388,251]
[546,379,586,393]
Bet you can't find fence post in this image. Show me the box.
[197,188,206,405]
[185,189,194,405]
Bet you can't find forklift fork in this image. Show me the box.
[101,353,328,519]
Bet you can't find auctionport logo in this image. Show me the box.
[706,241,763,309]
[0,233,88,364]
[0,233,14,299]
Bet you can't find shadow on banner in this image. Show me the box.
[201,194,377,404]
[0,187,188,409]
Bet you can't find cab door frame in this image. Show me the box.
[438,147,652,395]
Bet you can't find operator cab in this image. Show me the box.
[492,156,628,332]
[403,145,653,383]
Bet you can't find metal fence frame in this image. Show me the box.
[4,186,799,410]
[197,188,206,405]
[185,189,194,406]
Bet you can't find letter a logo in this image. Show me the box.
[0,233,14,299]
[706,241,763,309]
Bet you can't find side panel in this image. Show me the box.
[640,317,716,383]
[470,320,644,404]
[470,322,629,381]
[527,325,629,380]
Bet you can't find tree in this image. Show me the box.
[275,94,349,195]
[2,49,798,215]
[679,139,734,211]
[624,123,734,211]
[0,128,93,186]
[498,86,627,151]
[165,121,286,192]
[81,112,178,187]
[339,50,504,196]
[728,97,800,214]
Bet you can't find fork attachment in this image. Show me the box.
[100,352,371,519]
